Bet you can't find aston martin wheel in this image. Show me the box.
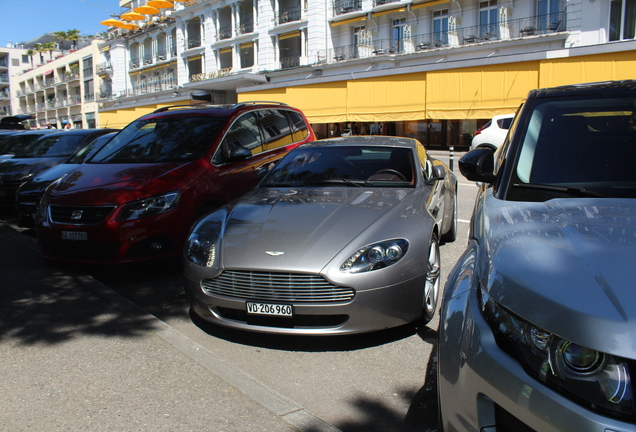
[420,233,441,325]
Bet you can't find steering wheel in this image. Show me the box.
[371,169,407,181]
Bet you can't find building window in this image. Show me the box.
[479,0,498,39]
[22,55,29,63]
[610,0,636,41]
[392,18,407,53]
[433,9,449,46]
[240,43,254,68]
[188,56,203,81]
[219,48,233,70]
[537,0,562,31]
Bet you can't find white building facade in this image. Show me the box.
[97,0,636,148]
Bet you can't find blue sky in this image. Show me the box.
[0,0,121,47]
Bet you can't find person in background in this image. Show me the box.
[63,120,72,130]
[46,121,56,129]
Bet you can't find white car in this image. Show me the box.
[470,113,514,150]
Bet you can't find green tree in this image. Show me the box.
[25,49,35,68]
[66,29,81,50]
[32,43,44,64]
[42,42,56,61]
[53,30,67,50]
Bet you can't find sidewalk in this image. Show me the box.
[0,223,338,432]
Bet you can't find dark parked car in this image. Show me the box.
[0,129,118,206]
[35,102,316,263]
[438,80,636,431]
[0,129,59,159]
[0,115,32,130]
[16,132,118,227]
[184,136,457,335]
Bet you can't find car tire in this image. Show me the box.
[441,191,457,243]
[420,233,441,325]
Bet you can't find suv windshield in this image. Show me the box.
[264,146,414,187]
[0,133,49,155]
[90,115,227,163]
[513,93,636,199]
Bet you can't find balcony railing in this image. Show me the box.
[96,62,112,74]
[316,12,566,64]
[374,0,400,6]
[187,37,201,49]
[236,20,254,35]
[333,0,362,15]
[68,96,82,105]
[84,93,95,102]
[280,54,301,69]
[156,49,169,62]
[218,26,232,40]
[63,71,80,82]
[130,58,141,69]
[276,6,302,25]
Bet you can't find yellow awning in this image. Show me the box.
[347,73,426,121]
[412,0,450,10]
[188,55,202,61]
[331,16,366,27]
[134,5,160,15]
[279,31,301,40]
[240,42,254,49]
[372,7,405,17]
[539,50,636,89]
[219,47,232,54]
[147,0,174,9]
[121,11,145,21]
[425,62,538,119]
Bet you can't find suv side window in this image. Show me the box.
[285,110,310,142]
[259,109,294,151]
[214,112,263,164]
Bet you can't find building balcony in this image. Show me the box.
[129,58,141,70]
[84,93,95,103]
[96,62,112,74]
[236,20,254,35]
[63,71,81,82]
[333,0,362,15]
[317,12,566,65]
[218,26,233,40]
[0,91,10,100]
[276,6,302,25]
[68,96,82,105]
[280,53,301,69]
[186,37,202,49]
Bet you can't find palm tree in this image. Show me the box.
[53,31,67,51]
[25,49,35,68]
[42,42,56,61]
[32,43,44,64]
[66,29,81,50]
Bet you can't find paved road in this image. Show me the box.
[0,161,478,432]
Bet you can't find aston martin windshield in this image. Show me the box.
[514,94,636,199]
[264,146,415,187]
[90,116,227,163]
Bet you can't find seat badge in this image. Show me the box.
[265,251,285,256]
[71,210,84,220]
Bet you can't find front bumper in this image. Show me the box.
[184,263,427,335]
[438,287,636,432]
[36,206,185,263]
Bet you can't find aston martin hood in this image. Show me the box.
[221,188,411,272]
[483,196,636,358]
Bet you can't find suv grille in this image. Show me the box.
[49,205,117,225]
[202,271,355,303]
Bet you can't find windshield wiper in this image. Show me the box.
[319,178,368,187]
[513,183,615,198]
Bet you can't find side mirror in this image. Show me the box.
[430,164,446,182]
[459,147,497,183]
[229,145,252,162]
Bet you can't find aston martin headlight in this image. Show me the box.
[118,192,179,221]
[186,232,216,267]
[340,239,409,273]
[478,286,635,418]
[184,209,227,268]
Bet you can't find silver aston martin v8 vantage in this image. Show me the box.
[183,136,458,335]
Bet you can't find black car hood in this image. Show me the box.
[0,157,68,181]
[481,195,636,358]
[17,163,80,195]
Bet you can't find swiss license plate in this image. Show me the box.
[246,302,293,317]
[62,231,87,241]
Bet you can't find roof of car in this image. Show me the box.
[301,136,419,149]
[143,101,296,118]
[43,128,119,136]
[530,79,636,99]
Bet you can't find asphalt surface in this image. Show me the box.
[0,220,340,432]
[0,150,470,432]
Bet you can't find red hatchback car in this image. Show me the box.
[35,102,315,263]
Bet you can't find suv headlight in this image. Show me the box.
[118,192,179,221]
[479,286,635,419]
[340,239,409,273]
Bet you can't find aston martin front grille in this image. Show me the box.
[49,205,117,225]
[202,271,355,303]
